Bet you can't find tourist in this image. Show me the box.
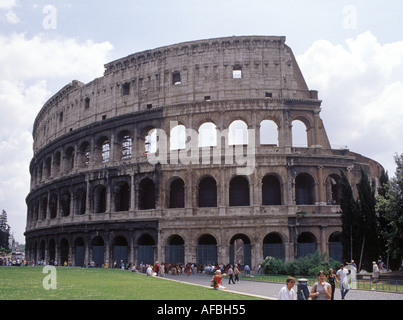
[234,264,240,283]
[212,270,227,290]
[310,270,331,300]
[228,265,235,284]
[336,264,350,300]
[277,276,296,300]
[327,268,337,300]
[372,261,380,283]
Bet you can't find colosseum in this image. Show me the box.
[25,35,383,269]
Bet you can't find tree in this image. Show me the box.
[338,170,360,264]
[356,167,379,271]
[376,153,403,269]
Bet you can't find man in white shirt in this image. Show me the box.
[277,277,296,300]
[336,264,350,300]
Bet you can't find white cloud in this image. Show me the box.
[297,31,403,176]
[0,33,114,243]
[0,0,17,10]
[0,33,113,81]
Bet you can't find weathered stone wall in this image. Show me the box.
[25,36,383,268]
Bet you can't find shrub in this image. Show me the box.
[262,251,341,277]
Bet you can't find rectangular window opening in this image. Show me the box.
[84,97,90,109]
[232,65,242,79]
[122,82,130,95]
[172,72,181,85]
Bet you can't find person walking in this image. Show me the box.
[234,264,240,283]
[228,265,235,284]
[336,264,350,300]
[327,268,337,300]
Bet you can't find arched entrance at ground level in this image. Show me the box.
[165,235,185,265]
[229,234,251,267]
[197,234,217,266]
[138,234,155,265]
[60,238,69,265]
[329,232,342,262]
[263,233,285,260]
[48,239,56,263]
[74,237,85,267]
[39,240,45,261]
[112,236,128,266]
[91,236,105,267]
[297,232,317,258]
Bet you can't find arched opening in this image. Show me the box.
[60,190,71,217]
[197,234,217,265]
[49,194,58,219]
[138,234,155,265]
[74,188,86,215]
[198,176,217,208]
[165,235,185,265]
[170,124,186,150]
[198,122,217,147]
[94,184,107,213]
[48,239,56,263]
[112,236,128,266]
[229,120,248,145]
[262,175,282,205]
[100,138,110,163]
[74,237,85,267]
[326,174,341,205]
[169,178,185,208]
[65,147,75,171]
[263,233,285,260]
[329,232,342,262]
[295,173,315,205]
[114,181,130,212]
[230,234,251,266]
[79,141,90,167]
[297,232,317,258]
[119,131,132,160]
[138,178,156,210]
[229,176,249,206]
[292,120,308,147]
[260,120,278,146]
[41,197,48,220]
[145,129,158,154]
[60,238,69,265]
[91,236,104,267]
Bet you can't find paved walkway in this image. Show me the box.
[163,273,403,300]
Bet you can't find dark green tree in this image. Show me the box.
[356,167,379,271]
[338,170,360,264]
[376,153,403,269]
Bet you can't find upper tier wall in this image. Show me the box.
[32,36,316,153]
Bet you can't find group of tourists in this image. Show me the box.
[277,263,352,300]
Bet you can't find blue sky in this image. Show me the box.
[1,0,402,243]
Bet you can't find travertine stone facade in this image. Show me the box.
[25,36,383,268]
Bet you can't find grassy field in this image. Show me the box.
[0,266,262,300]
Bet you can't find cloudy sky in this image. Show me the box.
[0,0,402,243]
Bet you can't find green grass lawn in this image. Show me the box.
[0,266,262,300]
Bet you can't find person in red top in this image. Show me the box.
[154,261,160,276]
[212,270,227,290]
